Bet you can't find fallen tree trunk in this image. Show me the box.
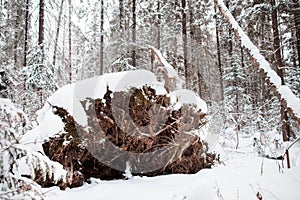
[214,0,300,127]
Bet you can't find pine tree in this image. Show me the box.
[20,46,57,117]
[0,99,65,199]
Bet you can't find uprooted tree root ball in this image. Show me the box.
[41,86,216,189]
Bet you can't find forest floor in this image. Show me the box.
[20,70,300,199]
[42,134,300,200]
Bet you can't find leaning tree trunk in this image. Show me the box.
[214,0,300,128]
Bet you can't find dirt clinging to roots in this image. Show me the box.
[40,86,216,189]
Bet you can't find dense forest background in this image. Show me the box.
[1,0,300,198]
[1,0,300,140]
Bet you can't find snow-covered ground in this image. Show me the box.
[43,137,300,200]
[19,68,299,200]
[36,113,300,200]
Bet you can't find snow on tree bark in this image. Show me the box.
[214,0,300,127]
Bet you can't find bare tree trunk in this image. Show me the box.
[100,0,104,75]
[0,0,2,24]
[260,10,268,115]
[58,9,68,79]
[151,1,161,72]
[226,0,234,109]
[197,70,203,98]
[68,0,72,83]
[189,2,194,41]
[38,0,44,49]
[23,0,30,67]
[53,0,64,66]
[119,0,124,30]
[151,49,155,72]
[271,0,292,141]
[13,7,22,67]
[131,0,136,67]
[22,0,30,110]
[215,4,224,102]
[181,0,188,89]
[293,0,300,68]
[226,1,233,60]
[188,1,197,93]
[38,0,45,105]
[157,1,161,50]
[291,30,297,68]
[150,25,154,72]
[271,0,284,85]
[62,9,66,74]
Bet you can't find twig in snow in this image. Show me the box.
[260,157,264,176]
[256,192,263,200]
[215,182,224,200]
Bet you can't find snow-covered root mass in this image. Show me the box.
[20,69,211,188]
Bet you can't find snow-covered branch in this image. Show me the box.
[214,0,300,126]
[148,46,184,90]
